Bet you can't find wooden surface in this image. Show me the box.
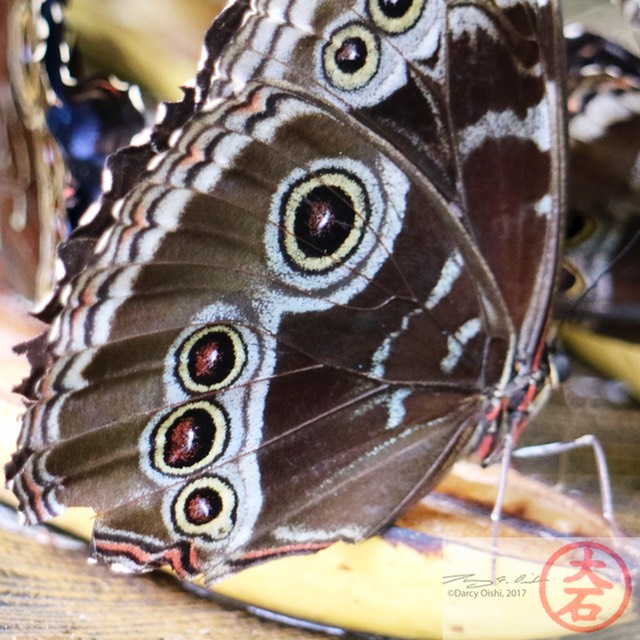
[0,505,319,640]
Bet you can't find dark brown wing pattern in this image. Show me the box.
[6,0,565,580]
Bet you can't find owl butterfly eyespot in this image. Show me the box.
[368,0,425,32]
[279,167,370,272]
[6,0,566,582]
[172,476,238,542]
[175,325,247,393]
[148,401,231,475]
[322,23,381,90]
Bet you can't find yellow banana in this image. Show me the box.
[560,324,640,402]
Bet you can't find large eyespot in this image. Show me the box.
[280,168,369,273]
[368,0,425,34]
[176,325,246,394]
[172,476,237,541]
[266,155,408,300]
[322,23,380,91]
[150,401,230,476]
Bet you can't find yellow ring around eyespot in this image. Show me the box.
[173,475,237,540]
[282,171,368,272]
[152,401,229,476]
[368,0,425,34]
[559,260,587,300]
[322,23,380,91]
[564,211,597,248]
[177,325,246,393]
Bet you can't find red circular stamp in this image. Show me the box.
[539,541,632,633]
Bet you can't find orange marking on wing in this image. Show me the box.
[95,539,200,577]
[131,203,147,228]
[235,89,266,116]
[178,145,206,169]
[239,541,329,562]
[80,282,98,307]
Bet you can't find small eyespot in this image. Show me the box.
[564,209,596,248]
[150,401,230,476]
[368,0,425,33]
[176,325,246,394]
[559,261,586,300]
[279,168,369,273]
[172,476,237,541]
[322,23,380,91]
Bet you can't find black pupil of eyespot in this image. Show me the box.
[558,267,578,294]
[294,185,355,258]
[565,210,587,241]
[335,37,368,74]
[163,408,217,468]
[378,0,414,18]
[185,488,223,525]
[187,331,235,386]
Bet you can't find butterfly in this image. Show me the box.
[5,0,566,581]
[33,0,146,229]
[1,0,67,300]
[1,0,144,302]
[560,28,640,341]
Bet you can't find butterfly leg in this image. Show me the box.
[489,428,515,583]
[488,425,621,584]
[512,435,621,535]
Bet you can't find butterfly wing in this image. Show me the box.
[7,0,565,580]
[561,30,640,338]
[203,0,566,354]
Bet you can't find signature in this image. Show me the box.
[442,573,546,589]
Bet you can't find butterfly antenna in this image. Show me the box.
[558,224,640,330]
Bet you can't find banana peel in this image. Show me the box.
[64,0,227,100]
[1,389,638,640]
[194,464,640,639]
